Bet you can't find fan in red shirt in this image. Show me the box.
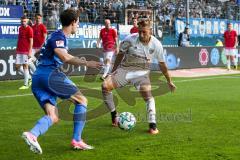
[130,18,138,34]
[96,19,119,80]
[30,14,47,73]
[16,16,33,89]
[223,23,238,70]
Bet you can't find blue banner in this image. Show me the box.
[57,23,120,48]
[0,5,23,18]
[0,23,20,38]
[0,5,23,39]
[237,0,240,5]
[175,18,240,38]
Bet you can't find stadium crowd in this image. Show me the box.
[0,0,239,30]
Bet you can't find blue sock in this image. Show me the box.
[30,115,53,137]
[73,104,87,142]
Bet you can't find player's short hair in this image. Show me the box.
[35,13,42,17]
[137,18,152,28]
[132,17,137,21]
[60,9,79,27]
[21,15,28,20]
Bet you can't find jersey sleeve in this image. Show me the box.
[51,35,66,49]
[119,35,132,53]
[154,38,165,62]
[28,27,33,38]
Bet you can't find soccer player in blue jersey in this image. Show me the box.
[21,9,101,154]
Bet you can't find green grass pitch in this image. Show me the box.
[0,74,240,160]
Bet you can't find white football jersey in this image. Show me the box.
[119,33,165,69]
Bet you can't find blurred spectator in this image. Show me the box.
[89,2,98,23]
[109,11,118,23]
[178,27,190,47]
[79,6,89,23]
[112,0,123,11]
[4,0,239,31]
[125,0,135,8]
[8,0,14,5]
[130,18,138,34]
[0,0,7,5]
[64,0,71,10]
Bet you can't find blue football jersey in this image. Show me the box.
[37,30,68,69]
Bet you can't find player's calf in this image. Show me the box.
[102,83,118,126]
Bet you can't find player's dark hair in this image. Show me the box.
[60,9,79,27]
[21,15,28,20]
[35,13,42,17]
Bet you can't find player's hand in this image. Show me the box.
[168,81,176,92]
[86,61,103,69]
[115,47,119,54]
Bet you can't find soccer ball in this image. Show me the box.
[118,112,136,130]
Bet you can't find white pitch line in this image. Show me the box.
[174,76,239,83]
[0,93,33,99]
[0,76,239,99]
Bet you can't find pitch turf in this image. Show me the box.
[0,74,240,160]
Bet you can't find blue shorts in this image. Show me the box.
[32,68,78,108]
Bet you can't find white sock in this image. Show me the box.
[146,97,156,124]
[18,66,24,75]
[23,69,29,86]
[227,59,231,69]
[234,56,238,66]
[103,64,111,77]
[29,61,36,73]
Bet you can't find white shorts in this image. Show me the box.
[16,54,29,65]
[111,67,150,90]
[224,48,237,56]
[103,51,115,61]
[30,48,40,62]
[32,48,40,55]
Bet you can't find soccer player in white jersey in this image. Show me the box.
[101,18,176,134]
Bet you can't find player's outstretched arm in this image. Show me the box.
[159,62,176,92]
[54,48,102,68]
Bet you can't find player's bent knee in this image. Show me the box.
[71,93,88,106]
[102,77,116,92]
[140,85,151,92]
[102,82,112,92]
[50,115,59,124]
[23,65,28,69]
[15,65,20,70]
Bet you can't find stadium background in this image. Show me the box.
[0,0,239,80]
[0,0,240,50]
[0,1,240,159]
